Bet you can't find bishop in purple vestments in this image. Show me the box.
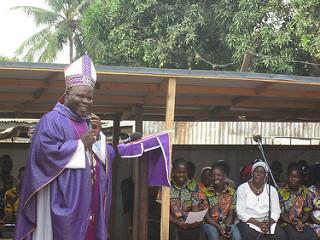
[14,55,115,240]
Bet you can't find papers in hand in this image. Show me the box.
[184,209,208,224]
[248,222,276,234]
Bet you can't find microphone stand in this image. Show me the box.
[255,138,278,239]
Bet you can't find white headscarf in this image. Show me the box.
[251,161,269,173]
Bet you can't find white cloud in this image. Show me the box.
[0,0,69,63]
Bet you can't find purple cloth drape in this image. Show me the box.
[117,131,171,187]
[14,102,115,240]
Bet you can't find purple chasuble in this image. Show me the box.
[117,131,171,187]
[14,102,115,240]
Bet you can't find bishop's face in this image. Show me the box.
[64,85,94,117]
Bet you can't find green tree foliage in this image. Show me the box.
[222,0,320,75]
[82,0,235,69]
[13,0,96,63]
[0,56,19,62]
[82,0,320,75]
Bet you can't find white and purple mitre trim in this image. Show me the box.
[64,55,97,89]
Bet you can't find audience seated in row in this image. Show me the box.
[168,158,320,240]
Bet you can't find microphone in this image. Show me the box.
[86,114,92,129]
[121,132,142,144]
[253,135,262,143]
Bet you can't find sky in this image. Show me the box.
[0,0,69,63]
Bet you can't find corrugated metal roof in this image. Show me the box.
[143,121,320,145]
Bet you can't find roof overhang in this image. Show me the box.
[0,61,319,121]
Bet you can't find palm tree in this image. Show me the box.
[12,0,95,63]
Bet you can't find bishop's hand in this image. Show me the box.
[81,129,97,149]
[88,113,101,138]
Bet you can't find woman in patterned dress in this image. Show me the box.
[309,163,320,239]
[202,162,241,240]
[278,163,317,240]
[169,158,204,240]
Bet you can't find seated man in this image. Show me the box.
[170,159,204,240]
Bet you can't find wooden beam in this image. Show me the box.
[2,79,319,101]
[3,95,320,112]
[232,96,251,106]
[100,82,158,92]
[29,72,61,102]
[240,52,252,72]
[120,105,135,121]
[161,77,176,240]
[177,85,320,100]
[110,114,120,240]
[177,85,253,96]
[200,106,230,121]
[121,80,168,120]
[1,78,64,89]
[138,155,148,240]
[254,82,275,95]
[133,105,143,240]
[143,80,166,103]
[237,100,320,109]
[142,107,209,117]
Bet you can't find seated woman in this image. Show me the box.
[278,163,317,240]
[202,162,241,240]
[236,161,286,240]
[309,163,320,239]
[169,159,204,240]
[3,167,25,224]
[197,167,212,211]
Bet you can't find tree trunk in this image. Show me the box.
[69,33,74,63]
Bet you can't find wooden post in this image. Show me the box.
[110,114,120,240]
[138,154,148,240]
[133,105,144,240]
[160,78,176,240]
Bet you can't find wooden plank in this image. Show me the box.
[100,82,158,92]
[138,155,148,240]
[254,82,275,95]
[2,78,319,101]
[1,78,64,88]
[110,114,120,240]
[178,85,320,100]
[135,105,148,240]
[161,77,176,240]
[177,85,254,96]
[133,105,143,240]
[237,100,320,109]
